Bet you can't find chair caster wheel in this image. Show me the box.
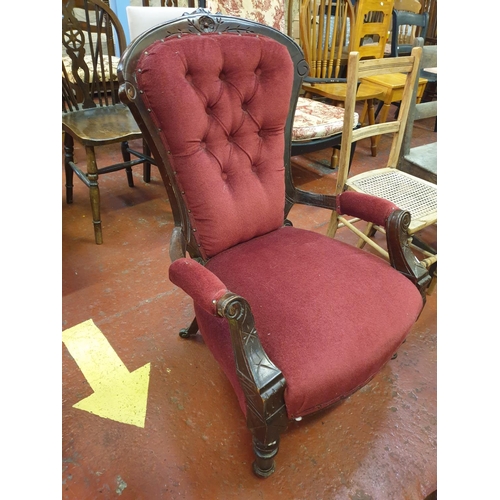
[179,328,192,338]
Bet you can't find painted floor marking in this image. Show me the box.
[62,319,150,428]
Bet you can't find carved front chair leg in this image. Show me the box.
[217,293,289,477]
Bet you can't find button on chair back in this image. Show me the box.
[118,11,432,477]
[62,0,155,244]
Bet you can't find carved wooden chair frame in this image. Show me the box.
[118,9,430,477]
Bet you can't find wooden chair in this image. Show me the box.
[388,8,429,57]
[119,11,432,477]
[62,0,155,244]
[362,7,431,148]
[326,47,437,278]
[398,40,437,184]
[300,0,393,159]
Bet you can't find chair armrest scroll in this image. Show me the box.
[337,191,431,296]
[169,258,288,440]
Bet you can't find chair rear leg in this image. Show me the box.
[143,139,152,183]
[179,317,198,338]
[64,133,75,204]
[85,146,103,245]
[121,141,134,187]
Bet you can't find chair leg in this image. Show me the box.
[85,146,103,245]
[179,317,198,338]
[356,222,377,249]
[326,210,340,238]
[121,141,135,188]
[252,436,281,478]
[330,148,339,169]
[248,401,288,478]
[366,99,377,157]
[143,139,152,183]
[372,98,391,155]
[64,133,75,204]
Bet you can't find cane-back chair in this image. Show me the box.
[118,10,431,477]
[62,0,155,244]
[327,47,437,287]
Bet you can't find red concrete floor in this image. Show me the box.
[62,112,438,499]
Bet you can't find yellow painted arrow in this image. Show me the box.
[62,319,150,428]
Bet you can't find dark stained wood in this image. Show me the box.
[118,10,431,477]
[62,0,155,244]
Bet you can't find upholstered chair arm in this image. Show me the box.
[336,191,431,296]
[169,258,228,316]
[169,257,289,469]
[336,191,398,227]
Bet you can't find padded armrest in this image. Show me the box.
[169,258,228,316]
[337,191,399,227]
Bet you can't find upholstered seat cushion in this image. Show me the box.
[292,97,359,142]
[62,55,119,83]
[192,226,423,419]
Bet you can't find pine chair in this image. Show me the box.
[118,11,432,477]
[62,0,155,244]
[326,47,437,282]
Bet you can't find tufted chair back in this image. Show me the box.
[119,13,306,261]
[118,13,432,478]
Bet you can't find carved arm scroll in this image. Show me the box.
[336,191,431,297]
[168,259,288,461]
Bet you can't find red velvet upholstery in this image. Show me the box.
[169,258,227,316]
[170,226,423,419]
[135,33,294,259]
[337,191,399,227]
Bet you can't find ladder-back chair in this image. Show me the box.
[327,47,437,288]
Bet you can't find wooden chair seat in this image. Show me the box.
[346,167,437,233]
[327,48,437,276]
[62,104,143,145]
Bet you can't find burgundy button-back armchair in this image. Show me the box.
[118,10,431,477]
